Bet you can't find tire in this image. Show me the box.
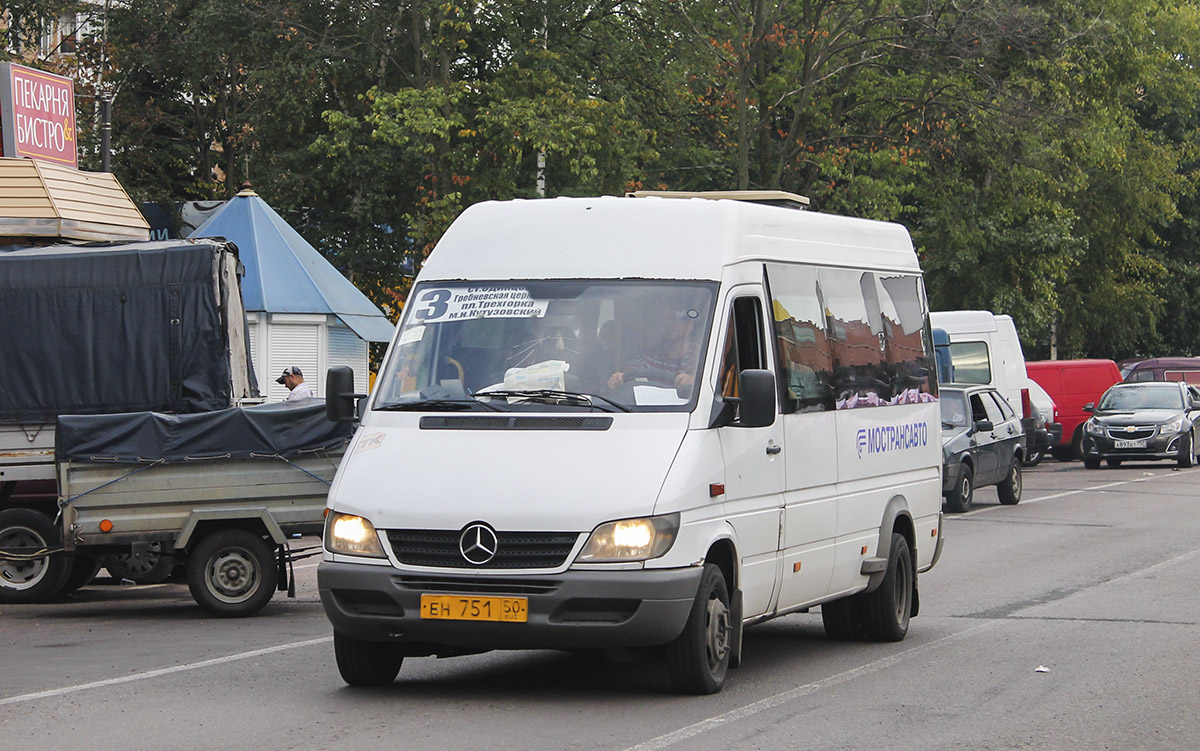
[0,508,72,603]
[186,529,278,617]
[821,596,864,641]
[104,547,176,584]
[1177,432,1194,468]
[1106,458,1123,468]
[1071,429,1084,460]
[665,563,732,694]
[60,554,102,594]
[1023,447,1044,467]
[1083,456,1101,470]
[334,631,404,686]
[860,533,913,642]
[1051,446,1074,462]
[997,458,1022,505]
[944,465,974,513]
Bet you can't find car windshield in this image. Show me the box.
[375,280,718,412]
[1098,386,1183,411]
[939,393,970,427]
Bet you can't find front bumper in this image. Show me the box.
[1082,431,1185,461]
[319,561,703,653]
[941,459,965,495]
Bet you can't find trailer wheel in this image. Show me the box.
[103,546,175,584]
[0,508,72,603]
[60,554,103,594]
[187,529,278,617]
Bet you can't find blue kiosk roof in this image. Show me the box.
[190,190,395,343]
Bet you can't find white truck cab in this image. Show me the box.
[319,193,944,694]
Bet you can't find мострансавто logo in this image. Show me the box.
[856,422,929,459]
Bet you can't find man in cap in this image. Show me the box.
[276,366,314,400]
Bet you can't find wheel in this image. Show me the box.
[1106,458,1123,468]
[821,596,864,640]
[104,546,176,584]
[665,563,732,694]
[1071,429,1084,460]
[997,458,1022,505]
[1051,446,1074,462]
[1023,447,1044,467]
[944,465,974,513]
[186,529,278,617]
[860,533,913,642]
[59,554,102,594]
[0,508,72,603]
[1083,456,1101,469]
[334,631,404,686]
[1177,432,1194,468]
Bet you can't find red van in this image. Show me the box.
[1026,359,1122,460]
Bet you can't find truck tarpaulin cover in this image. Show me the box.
[0,240,236,420]
[55,400,353,463]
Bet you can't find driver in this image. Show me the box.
[607,309,700,391]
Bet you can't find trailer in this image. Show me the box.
[0,401,351,616]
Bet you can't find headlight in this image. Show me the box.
[1086,420,1105,436]
[325,511,386,558]
[577,514,679,562]
[1159,419,1184,435]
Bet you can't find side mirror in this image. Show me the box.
[973,419,994,433]
[1083,402,1095,413]
[1191,398,1200,410]
[326,366,365,423]
[737,369,777,428]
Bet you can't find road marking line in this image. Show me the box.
[0,636,332,706]
[623,620,1001,751]
[958,467,1200,517]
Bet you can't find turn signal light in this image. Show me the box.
[99,519,114,533]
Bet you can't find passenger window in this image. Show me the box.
[718,297,768,411]
[980,393,1006,424]
[765,264,835,413]
[987,392,1014,421]
[877,274,936,401]
[969,394,990,424]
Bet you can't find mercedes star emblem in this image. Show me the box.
[459,523,498,565]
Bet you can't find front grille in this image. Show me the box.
[395,576,560,595]
[386,529,580,569]
[1105,426,1155,440]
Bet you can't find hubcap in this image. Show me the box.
[0,526,49,590]
[705,594,731,671]
[206,548,259,603]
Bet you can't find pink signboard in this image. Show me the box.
[0,63,78,168]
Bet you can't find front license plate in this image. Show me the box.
[1114,439,1147,449]
[420,594,528,622]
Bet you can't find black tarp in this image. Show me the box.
[0,239,237,420]
[56,400,354,463]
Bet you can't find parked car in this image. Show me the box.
[1120,357,1200,385]
[940,384,1026,512]
[1079,381,1200,468]
[1024,378,1062,466]
[1026,359,1122,460]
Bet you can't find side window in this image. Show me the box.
[1127,369,1153,383]
[979,393,1005,424]
[718,297,767,409]
[987,392,1015,421]
[948,341,991,385]
[969,394,990,423]
[819,267,887,408]
[765,263,835,412]
[877,274,936,401]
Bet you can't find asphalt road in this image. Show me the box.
[2,460,1198,750]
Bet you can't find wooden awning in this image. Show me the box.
[0,157,149,243]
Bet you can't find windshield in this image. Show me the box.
[1098,386,1183,411]
[939,393,970,427]
[375,280,718,412]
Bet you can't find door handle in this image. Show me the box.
[766,444,782,455]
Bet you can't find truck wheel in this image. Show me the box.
[944,466,974,513]
[334,631,405,686]
[0,508,72,603]
[60,554,103,594]
[997,459,1022,505]
[104,547,176,584]
[860,533,912,642]
[665,563,731,694]
[187,529,278,617]
[821,596,865,641]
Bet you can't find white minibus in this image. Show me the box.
[319,192,944,694]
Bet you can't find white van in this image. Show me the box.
[930,310,1033,451]
[319,193,944,694]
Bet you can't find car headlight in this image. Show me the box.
[325,511,386,558]
[1086,420,1105,436]
[1159,419,1184,435]
[577,514,679,562]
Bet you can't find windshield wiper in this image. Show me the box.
[479,389,632,413]
[375,398,503,412]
